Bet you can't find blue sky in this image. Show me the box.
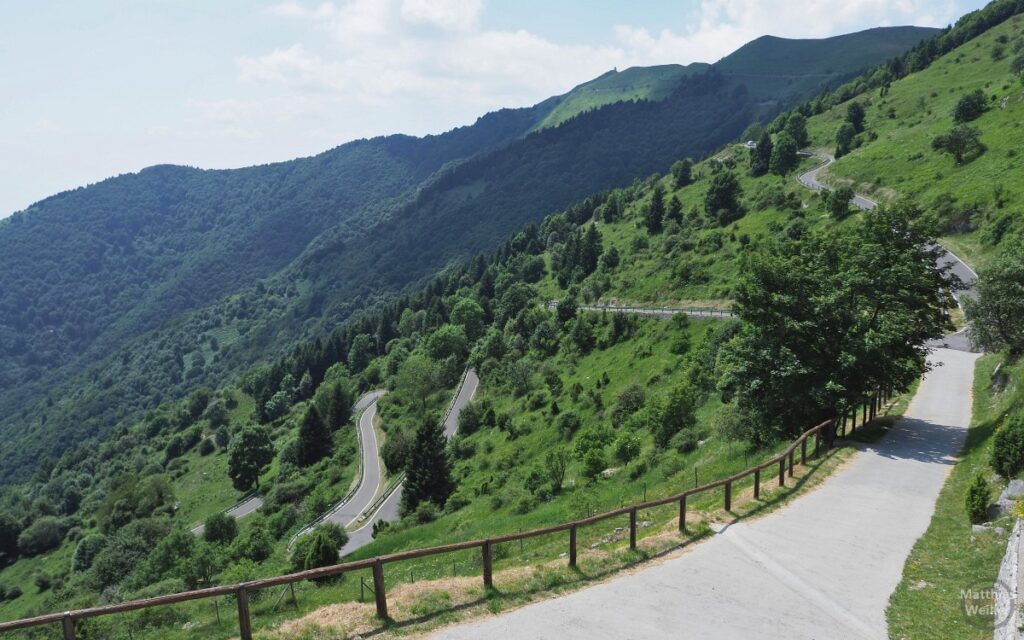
[0,0,986,216]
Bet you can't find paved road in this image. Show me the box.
[435,348,980,639]
[191,493,265,535]
[797,151,978,352]
[339,369,480,556]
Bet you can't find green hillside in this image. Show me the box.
[534,64,706,130]
[0,27,928,482]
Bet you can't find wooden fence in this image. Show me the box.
[0,389,892,639]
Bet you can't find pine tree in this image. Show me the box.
[667,195,683,223]
[581,224,603,274]
[325,383,351,429]
[401,415,453,514]
[644,185,666,234]
[296,406,331,467]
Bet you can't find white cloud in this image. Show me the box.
[400,0,482,31]
[208,0,963,142]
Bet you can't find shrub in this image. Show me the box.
[17,516,64,556]
[992,414,1024,478]
[33,572,51,592]
[952,89,987,123]
[198,439,215,456]
[671,429,700,454]
[5,586,21,600]
[582,449,607,481]
[71,533,108,573]
[413,501,440,524]
[613,432,642,464]
[965,472,990,524]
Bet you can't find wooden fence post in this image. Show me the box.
[754,468,761,500]
[778,458,785,487]
[569,526,577,567]
[372,559,388,619]
[724,481,732,511]
[629,508,638,549]
[237,586,252,640]
[789,448,795,477]
[678,495,687,532]
[862,402,867,424]
[482,541,493,589]
[801,438,807,465]
[62,613,75,640]
[851,408,856,431]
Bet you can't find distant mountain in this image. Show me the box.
[0,25,937,480]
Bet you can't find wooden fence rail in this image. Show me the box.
[0,389,892,639]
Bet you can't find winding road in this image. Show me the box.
[339,368,480,556]
[431,152,984,639]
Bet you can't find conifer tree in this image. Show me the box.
[297,406,331,467]
[644,185,666,234]
[749,130,773,176]
[401,415,453,514]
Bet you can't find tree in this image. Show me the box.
[297,406,331,467]
[347,334,375,372]
[304,530,341,584]
[749,130,773,177]
[769,132,799,175]
[203,512,238,545]
[401,415,453,514]
[991,414,1024,478]
[932,125,984,164]
[705,171,743,226]
[17,516,63,556]
[718,205,953,444]
[545,447,569,492]
[425,324,469,362]
[824,185,855,219]
[671,158,693,188]
[784,112,809,148]
[835,123,856,157]
[451,298,486,342]
[0,512,20,563]
[953,89,987,123]
[644,185,666,234]
[965,238,1024,354]
[71,533,108,572]
[227,425,275,491]
[396,354,437,409]
[231,517,273,562]
[316,381,352,430]
[965,472,990,524]
[845,101,866,133]
[652,382,697,447]
[666,195,683,224]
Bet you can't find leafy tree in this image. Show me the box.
[451,298,486,342]
[965,472,990,524]
[315,381,352,430]
[670,158,693,188]
[203,512,238,545]
[749,130,773,177]
[401,415,453,514]
[845,101,866,133]
[582,449,607,481]
[932,125,985,164]
[718,205,952,443]
[214,426,231,449]
[396,354,437,409]
[965,238,1024,354]
[530,320,560,357]
[784,112,809,147]
[769,132,799,175]
[835,123,856,157]
[0,512,20,563]
[425,324,469,362]
[652,382,697,447]
[823,185,855,219]
[953,89,988,123]
[347,334,375,372]
[231,516,274,562]
[704,171,743,225]
[297,406,331,467]
[71,533,108,572]
[613,432,642,464]
[612,384,646,427]
[227,425,275,491]
[644,185,666,234]
[992,414,1024,478]
[17,516,63,556]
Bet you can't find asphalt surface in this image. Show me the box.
[324,390,388,527]
[339,369,480,556]
[435,348,980,639]
[797,151,978,352]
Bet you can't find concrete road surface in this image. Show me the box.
[435,348,979,639]
[340,369,479,556]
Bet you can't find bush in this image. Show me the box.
[203,512,238,545]
[17,516,64,556]
[992,415,1024,478]
[965,472,990,524]
[670,429,700,454]
[33,572,51,592]
[230,517,273,562]
[5,586,22,601]
[290,524,348,573]
[952,89,987,123]
[613,432,642,464]
[198,439,215,456]
[71,533,108,573]
[582,449,607,481]
[413,501,440,524]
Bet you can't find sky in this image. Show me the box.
[0,0,988,217]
